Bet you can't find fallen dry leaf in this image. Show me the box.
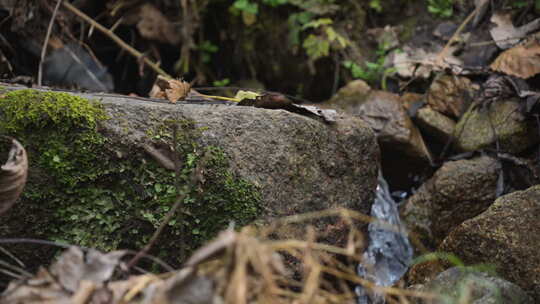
[490,38,540,79]
[0,137,28,216]
[50,247,126,292]
[149,75,191,103]
[489,12,540,50]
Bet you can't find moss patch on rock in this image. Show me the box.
[0,89,261,265]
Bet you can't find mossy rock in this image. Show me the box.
[453,99,539,153]
[0,86,378,278]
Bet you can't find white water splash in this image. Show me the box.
[356,173,413,304]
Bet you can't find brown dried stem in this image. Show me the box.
[37,0,62,87]
[62,1,173,79]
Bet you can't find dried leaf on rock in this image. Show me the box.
[254,93,294,109]
[0,137,28,216]
[136,4,180,45]
[236,93,338,123]
[490,39,540,79]
[149,75,191,103]
[289,105,338,123]
[489,12,540,50]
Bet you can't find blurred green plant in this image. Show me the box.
[342,42,396,89]
[413,252,497,275]
[369,0,383,12]
[197,40,219,64]
[301,18,349,61]
[427,0,454,18]
[213,78,231,86]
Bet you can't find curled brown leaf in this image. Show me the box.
[490,39,540,79]
[0,137,28,215]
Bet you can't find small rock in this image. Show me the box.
[439,185,540,301]
[324,80,372,111]
[401,156,499,249]
[325,82,432,162]
[415,107,456,143]
[433,22,458,41]
[410,267,534,304]
[426,75,475,119]
[454,99,539,153]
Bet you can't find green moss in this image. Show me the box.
[0,89,107,134]
[0,89,261,265]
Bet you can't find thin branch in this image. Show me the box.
[37,0,62,87]
[436,6,480,66]
[127,124,187,269]
[62,1,173,79]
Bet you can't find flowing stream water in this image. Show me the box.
[356,172,413,304]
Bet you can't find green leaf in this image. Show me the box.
[302,34,330,60]
[213,78,231,87]
[302,18,333,30]
[369,0,383,12]
[233,0,258,15]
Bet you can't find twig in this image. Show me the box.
[37,0,62,87]
[62,1,173,79]
[435,6,480,66]
[173,124,186,261]
[127,125,187,269]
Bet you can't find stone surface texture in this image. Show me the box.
[436,185,540,301]
[454,99,538,153]
[402,156,499,249]
[410,267,534,304]
[100,96,380,218]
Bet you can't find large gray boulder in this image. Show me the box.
[0,86,379,269]
[101,96,379,218]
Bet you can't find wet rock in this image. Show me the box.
[0,86,380,273]
[401,156,499,249]
[454,99,539,153]
[433,22,458,41]
[101,97,379,219]
[415,107,456,144]
[324,80,372,111]
[325,81,431,162]
[426,75,475,119]
[410,267,534,304]
[439,185,540,301]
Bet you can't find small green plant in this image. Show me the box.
[301,18,348,61]
[231,0,288,16]
[511,0,529,8]
[197,40,219,64]
[413,252,497,275]
[213,78,231,87]
[369,0,383,12]
[342,42,396,89]
[232,0,259,15]
[427,0,454,18]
